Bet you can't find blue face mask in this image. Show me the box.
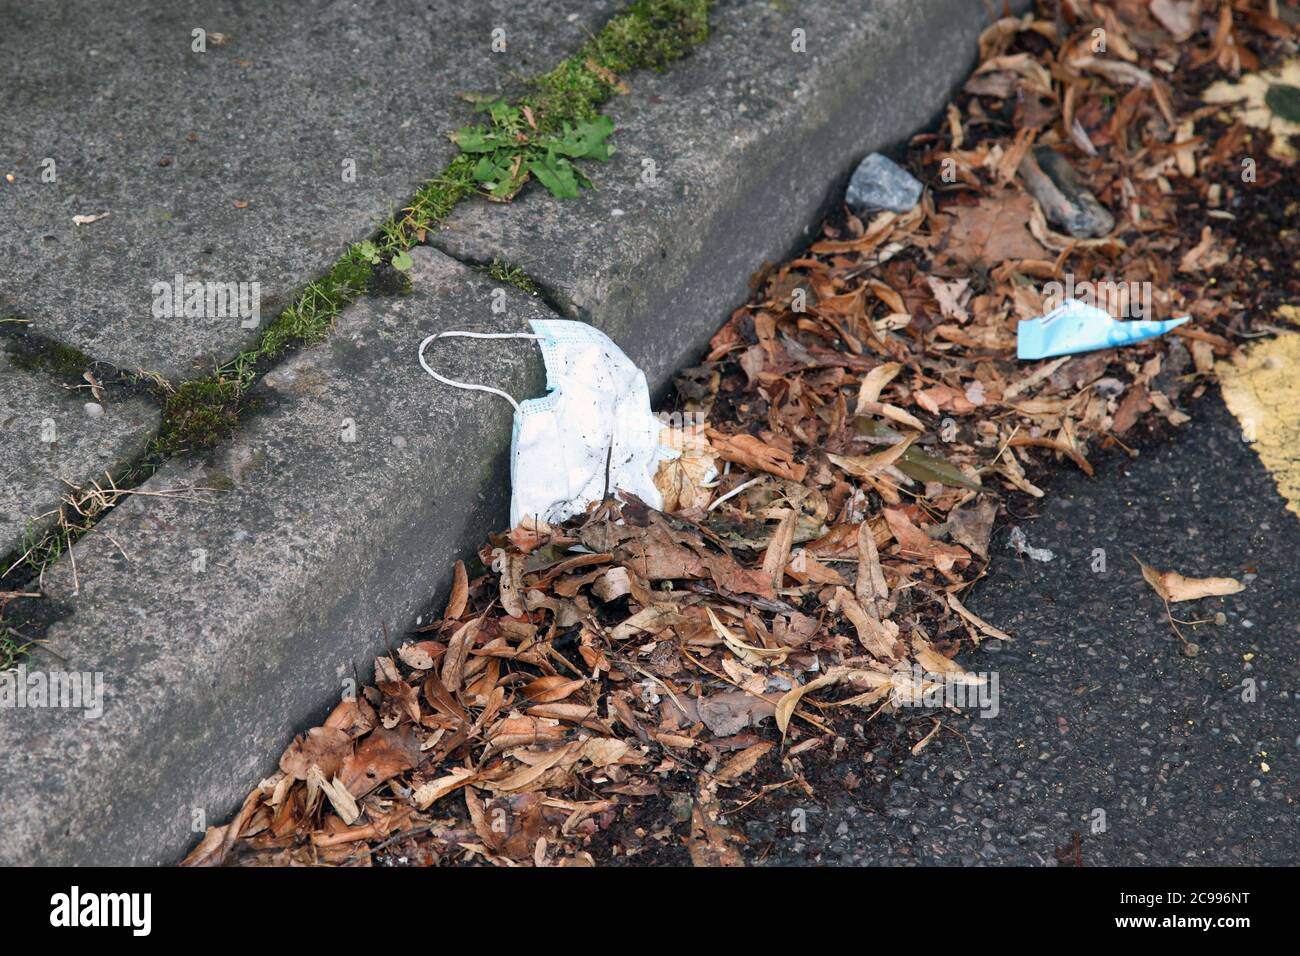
[419,319,667,527]
[1017,299,1189,360]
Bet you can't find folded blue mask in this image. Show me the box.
[1017,299,1189,360]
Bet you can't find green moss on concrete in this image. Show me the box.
[4,335,93,379]
[486,259,542,296]
[528,0,710,128]
[157,378,243,456]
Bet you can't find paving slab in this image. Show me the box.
[431,0,1013,389]
[0,349,159,559]
[0,248,552,865]
[0,0,618,380]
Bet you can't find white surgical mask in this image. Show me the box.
[419,319,668,527]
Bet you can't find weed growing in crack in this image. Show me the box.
[154,245,375,455]
[0,626,31,671]
[485,259,542,296]
[448,0,710,201]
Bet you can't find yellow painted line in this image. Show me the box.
[1216,330,1300,518]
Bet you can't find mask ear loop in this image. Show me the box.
[418,330,540,413]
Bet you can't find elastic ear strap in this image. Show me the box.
[418,330,540,412]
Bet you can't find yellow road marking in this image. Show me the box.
[1216,331,1300,518]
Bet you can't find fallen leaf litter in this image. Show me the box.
[186,2,1295,867]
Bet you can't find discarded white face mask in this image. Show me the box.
[419,319,667,527]
[1017,298,1189,360]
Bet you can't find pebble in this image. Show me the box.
[845,152,922,214]
[84,401,104,418]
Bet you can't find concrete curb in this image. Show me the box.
[0,0,1018,865]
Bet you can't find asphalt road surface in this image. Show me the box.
[743,392,1298,865]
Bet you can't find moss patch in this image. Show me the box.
[157,378,244,456]
[529,0,710,127]
[3,333,93,379]
[485,259,542,296]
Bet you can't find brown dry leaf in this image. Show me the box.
[446,560,469,619]
[499,552,526,617]
[787,548,847,585]
[312,768,361,825]
[413,767,477,810]
[578,736,631,767]
[655,426,719,512]
[774,667,848,736]
[855,519,890,610]
[610,604,678,641]
[761,508,797,589]
[322,697,378,740]
[338,724,421,797]
[946,496,998,560]
[1135,556,1245,603]
[705,428,807,482]
[441,616,480,693]
[944,192,1050,266]
[397,640,442,671]
[713,741,775,784]
[946,592,1011,642]
[836,588,899,660]
[911,636,982,686]
[585,56,629,94]
[1178,226,1230,273]
[688,800,745,867]
[883,508,969,573]
[856,362,901,407]
[279,726,352,781]
[523,675,586,703]
[707,608,788,666]
[485,741,580,794]
[911,719,942,756]
[697,690,776,737]
[827,436,914,480]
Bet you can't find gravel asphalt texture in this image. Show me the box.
[742,392,1298,866]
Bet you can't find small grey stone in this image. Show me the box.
[83,402,104,419]
[845,153,923,214]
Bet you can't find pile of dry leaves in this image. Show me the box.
[185,0,1298,866]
